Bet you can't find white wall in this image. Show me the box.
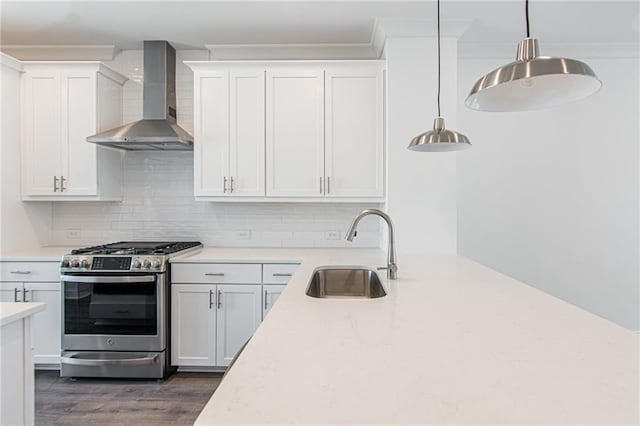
[384,37,458,256]
[0,54,51,253]
[457,54,640,331]
[48,49,381,248]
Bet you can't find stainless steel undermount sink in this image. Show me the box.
[306,267,387,298]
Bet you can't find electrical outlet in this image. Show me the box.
[66,229,81,239]
[326,230,341,240]
[235,230,251,240]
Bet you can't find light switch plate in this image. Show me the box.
[66,229,81,239]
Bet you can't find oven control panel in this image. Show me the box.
[61,255,166,272]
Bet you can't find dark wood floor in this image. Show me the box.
[36,370,223,426]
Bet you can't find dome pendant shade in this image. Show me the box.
[465,38,601,112]
[408,117,471,152]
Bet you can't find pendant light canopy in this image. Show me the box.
[408,0,471,152]
[465,0,601,112]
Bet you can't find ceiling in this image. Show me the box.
[1,0,638,50]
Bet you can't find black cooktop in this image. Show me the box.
[71,241,202,256]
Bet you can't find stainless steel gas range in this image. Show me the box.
[60,241,202,379]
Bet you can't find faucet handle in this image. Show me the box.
[377,265,398,272]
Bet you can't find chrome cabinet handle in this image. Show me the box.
[205,272,225,276]
[53,176,59,192]
[14,288,21,302]
[272,273,292,277]
[217,290,222,309]
[60,175,66,192]
[223,176,228,193]
[10,270,31,275]
[327,176,330,194]
[264,289,268,310]
[319,177,323,194]
[230,176,234,193]
[209,289,214,309]
[22,289,30,302]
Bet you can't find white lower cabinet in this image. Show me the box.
[0,262,61,367]
[171,284,217,367]
[215,285,262,367]
[263,285,286,318]
[171,262,296,369]
[171,283,262,368]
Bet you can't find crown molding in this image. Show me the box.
[0,52,23,72]
[0,45,120,61]
[458,42,640,60]
[206,43,377,60]
[371,18,474,57]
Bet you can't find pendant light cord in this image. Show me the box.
[525,0,530,38]
[437,0,441,117]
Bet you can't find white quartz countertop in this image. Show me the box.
[0,302,45,326]
[181,248,639,425]
[0,246,74,262]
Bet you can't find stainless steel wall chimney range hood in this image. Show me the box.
[87,41,193,151]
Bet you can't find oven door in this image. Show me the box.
[61,274,166,352]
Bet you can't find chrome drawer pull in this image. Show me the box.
[14,288,21,302]
[264,289,268,310]
[209,289,214,309]
[217,290,222,309]
[272,273,292,277]
[22,289,30,302]
[205,272,225,276]
[10,270,31,275]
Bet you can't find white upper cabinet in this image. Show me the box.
[21,62,127,201]
[266,67,325,197]
[185,60,385,202]
[324,64,384,198]
[191,66,265,197]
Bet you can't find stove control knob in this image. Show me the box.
[79,258,90,269]
[62,259,70,268]
[143,258,152,269]
[132,259,142,269]
[72,258,81,268]
[151,258,162,269]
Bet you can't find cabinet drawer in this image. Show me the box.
[262,264,299,284]
[0,262,60,282]
[172,263,262,284]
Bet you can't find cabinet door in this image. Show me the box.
[229,69,265,196]
[325,66,384,197]
[60,71,98,196]
[263,284,286,319]
[171,284,216,366]
[0,282,23,303]
[216,284,262,367]
[22,72,62,196]
[194,71,230,197]
[24,282,60,365]
[266,69,325,197]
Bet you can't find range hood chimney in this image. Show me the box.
[87,41,193,151]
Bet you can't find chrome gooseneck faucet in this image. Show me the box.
[345,209,397,280]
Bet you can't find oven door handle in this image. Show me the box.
[60,353,159,366]
[61,275,156,283]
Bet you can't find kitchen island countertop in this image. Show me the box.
[182,248,638,424]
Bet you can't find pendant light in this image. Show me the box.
[408,0,471,152]
[465,0,601,112]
